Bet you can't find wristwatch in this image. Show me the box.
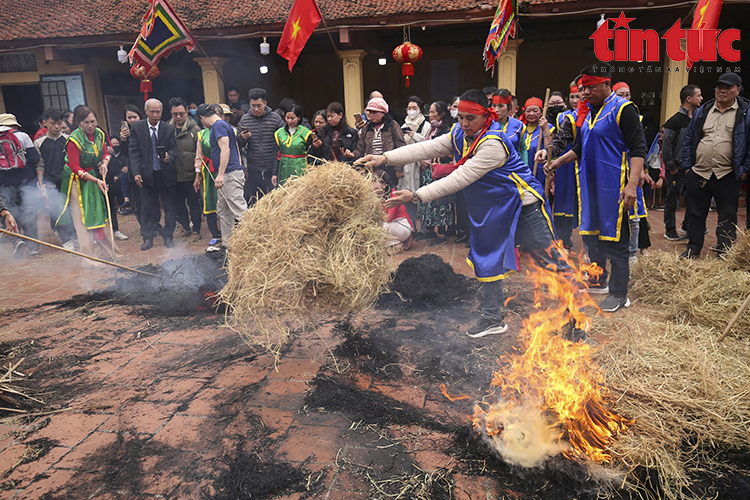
[411,191,421,204]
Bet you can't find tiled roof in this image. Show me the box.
[0,0,488,43]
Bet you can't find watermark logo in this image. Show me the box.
[590,11,740,64]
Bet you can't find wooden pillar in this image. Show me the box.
[497,39,523,94]
[660,40,689,125]
[340,49,367,122]
[0,87,5,113]
[81,65,105,129]
[194,57,228,104]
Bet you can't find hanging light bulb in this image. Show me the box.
[260,37,270,56]
[117,45,128,63]
[378,58,387,66]
[260,65,269,74]
[596,14,606,29]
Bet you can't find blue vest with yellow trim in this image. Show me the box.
[553,110,579,224]
[579,92,634,241]
[628,114,647,220]
[524,121,554,188]
[498,117,526,156]
[450,122,552,281]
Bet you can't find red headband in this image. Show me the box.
[580,75,611,86]
[524,97,543,109]
[570,85,579,94]
[491,95,512,106]
[612,82,629,92]
[458,100,491,116]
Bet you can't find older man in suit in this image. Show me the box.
[129,98,179,250]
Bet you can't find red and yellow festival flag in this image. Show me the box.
[277,0,323,72]
[687,0,723,70]
[128,0,197,74]
[483,0,518,73]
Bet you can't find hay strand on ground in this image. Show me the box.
[592,312,750,500]
[630,244,750,335]
[219,162,393,355]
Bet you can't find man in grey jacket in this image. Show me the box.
[168,97,202,239]
[662,84,702,241]
[238,88,283,205]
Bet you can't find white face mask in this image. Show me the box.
[450,109,459,119]
[406,109,420,119]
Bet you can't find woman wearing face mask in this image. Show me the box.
[449,96,460,122]
[417,101,455,246]
[545,92,567,125]
[399,96,430,232]
[273,104,313,186]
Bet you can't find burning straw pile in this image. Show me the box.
[220,161,393,354]
[630,234,750,334]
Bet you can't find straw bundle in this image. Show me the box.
[592,313,750,500]
[630,246,750,335]
[219,162,393,354]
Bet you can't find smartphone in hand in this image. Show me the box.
[157,145,166,160]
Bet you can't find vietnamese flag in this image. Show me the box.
[277,0,323,72]
[687,0,723,70]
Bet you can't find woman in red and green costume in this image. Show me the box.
[57,106,116,265]
[194,127,221,244]
[273,104,312,187]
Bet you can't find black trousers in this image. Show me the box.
[686,169,740,253]
[174,180,202,233]
[455,189,470,234]
[206,213,220,239]
[244,170,273,206]
[582,214,630,299]
[664,169,689,232]
[140,171,176,241]
[554,215,574,249]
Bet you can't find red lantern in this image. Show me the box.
[392,42,423,88]
[130,64,160,101]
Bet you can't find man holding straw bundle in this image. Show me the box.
[357,89,566,339]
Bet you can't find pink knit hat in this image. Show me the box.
[365,97,389,114]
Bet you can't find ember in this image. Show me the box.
[473,250,634,467]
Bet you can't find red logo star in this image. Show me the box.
[611,11,635,29]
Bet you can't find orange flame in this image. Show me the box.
[439,383,471,402]
[473,246,634,465]
[503,293,519,307]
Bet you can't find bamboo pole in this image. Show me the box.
[104,190,117,262]
[718,292,750,342]
[544,145,553,200]
[532,88,551,178]
[0,228,158,278]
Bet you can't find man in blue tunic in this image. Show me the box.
[548,64,647,313]
[356,89,565,338]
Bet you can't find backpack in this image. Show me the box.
[0,129,25,170]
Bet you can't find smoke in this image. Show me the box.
[476,398,564,468]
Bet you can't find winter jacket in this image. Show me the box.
[682,96,750,180]
[34,132,68,186]
[238,106,284,173]
[169,118,201,182]
[662,106,691,172]
[309,123,358,164]
[353,116,406,160]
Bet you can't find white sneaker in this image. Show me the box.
[114,231,129,241]
[62,241,76,251]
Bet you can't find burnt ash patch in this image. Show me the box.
[332,319,401,377]
[304,376,453,433]
[378,253,477,309]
